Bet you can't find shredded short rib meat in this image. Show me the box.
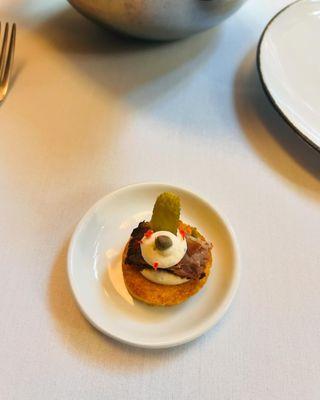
[125,222,212,280]
[125,221,150,268]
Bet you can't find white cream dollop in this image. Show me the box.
[141,269,189,286]
[140,230,187,269]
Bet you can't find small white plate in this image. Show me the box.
[68,183,240,348]
[258,0,320,151]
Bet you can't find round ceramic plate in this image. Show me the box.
[257,0,320,151]
[68,183,240,348]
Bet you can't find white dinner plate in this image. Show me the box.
[258,0,320,151]
[68,183,240,348]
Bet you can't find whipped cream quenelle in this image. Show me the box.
[140,230,187,269]
[140,230,188,285]
[141,269,189,285]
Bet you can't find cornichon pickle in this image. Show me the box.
[150,192,180,234]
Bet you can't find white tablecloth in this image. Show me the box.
[1,0,320,399]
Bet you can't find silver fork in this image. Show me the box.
[0,22,16,103]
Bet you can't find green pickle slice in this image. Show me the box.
[190,226,201,238]
[150,192,180,235]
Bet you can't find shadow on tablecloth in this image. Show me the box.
[234,49,320,202]
[33,7,219,109]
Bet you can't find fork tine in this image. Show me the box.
[0,22,9,81]
[1,23,16,97]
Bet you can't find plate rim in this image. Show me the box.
[67,182,241,349]
[256,0,320,153]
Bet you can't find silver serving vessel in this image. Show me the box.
[68,0,246,40]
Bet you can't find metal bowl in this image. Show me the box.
[67,0,246,40]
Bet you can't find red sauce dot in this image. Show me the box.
[179,228,186,239]
[144,229,154,239]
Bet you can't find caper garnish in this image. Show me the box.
[155,235,173,251]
